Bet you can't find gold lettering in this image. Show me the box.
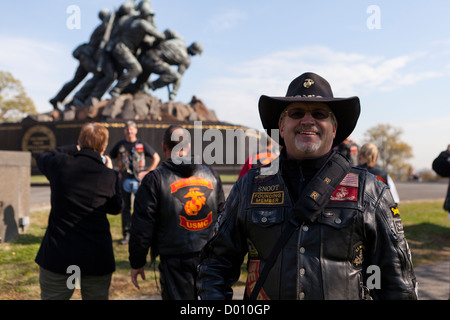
[257,184,280,192]
[251,191,284,205]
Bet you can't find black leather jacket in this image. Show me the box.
[129,158,225,268]
[197,153,417,300]
[432,150,450,211]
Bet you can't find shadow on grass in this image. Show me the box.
[404,222,450,265]
[10,233,43,245]
[404,223,450,249]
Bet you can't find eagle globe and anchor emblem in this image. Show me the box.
[170,177,214,231]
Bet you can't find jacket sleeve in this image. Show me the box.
[129,170,160,269]
[365,181,417,300]
[197,180,248,300]
[36,144,78,178]
[104,170,123,215]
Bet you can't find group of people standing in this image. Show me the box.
[35,120,223,299]
[50,0,203,112]
[35,72,419,300]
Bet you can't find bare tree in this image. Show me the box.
[363,124,413,180]
[0,71,36,122]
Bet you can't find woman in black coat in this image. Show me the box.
[35,123,122,300]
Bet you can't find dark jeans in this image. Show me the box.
[119,176,133,237]
[39,267,112,300]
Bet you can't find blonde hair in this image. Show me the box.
[78,122,109,153]
[359,142,378,168]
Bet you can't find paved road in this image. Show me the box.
[224,181,449,202]
[29,181,449,300]
[31,181,448,206]
[396,181,448,202]
[414,260,449,300]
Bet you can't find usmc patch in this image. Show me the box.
[170,177,214,231]
[330,186,357,202]
[329,173,359,202]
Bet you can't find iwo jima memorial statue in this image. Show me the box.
[0,1,260,175]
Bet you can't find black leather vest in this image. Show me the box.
[155,165,221,256]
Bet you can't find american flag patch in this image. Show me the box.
[339,173,358,187]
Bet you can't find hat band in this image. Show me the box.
[294,94,323,98]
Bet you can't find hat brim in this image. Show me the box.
[258,95,360,147]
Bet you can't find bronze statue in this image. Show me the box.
[129,29,203,101]
[49,9,110,110]
[50,0,203,115]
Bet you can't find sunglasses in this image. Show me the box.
[284,108,332,120]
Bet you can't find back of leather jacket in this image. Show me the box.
[129,159,224,268]
[197,164,417,300]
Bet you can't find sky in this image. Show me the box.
[0,0,449,171]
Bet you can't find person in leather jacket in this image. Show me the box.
[197,72,417,300]
[129,125,225,299]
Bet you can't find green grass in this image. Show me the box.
[30,175,49,185]
[399,200,450,266]
[220,174,239,184]
[0,200,448,299]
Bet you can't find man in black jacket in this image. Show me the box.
[109,120,160,245]
[432,144,450,215]
[129,125,225,299]
[197,72,417,300]
[35,123,122,300]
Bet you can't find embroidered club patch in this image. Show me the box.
[390,206,404,234]
[352,243,365,268]
[330,186,358,202]
[170,177,214,231]
[390,206,400,217]
[251,191,284,205]
[179,212,213,231]
[393,219,404,234]
[310,191,320,201]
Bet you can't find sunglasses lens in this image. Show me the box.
[286,108,331,120]
[287,109,306,119]
[311,110,330,120]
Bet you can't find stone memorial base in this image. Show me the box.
[0,151,30,243]
[0,93,259,176]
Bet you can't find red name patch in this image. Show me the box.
[179,212,213,231]
[330,186,358,202]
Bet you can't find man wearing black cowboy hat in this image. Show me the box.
[197,72,417,300]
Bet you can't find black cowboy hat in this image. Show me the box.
[258,72,360,147]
